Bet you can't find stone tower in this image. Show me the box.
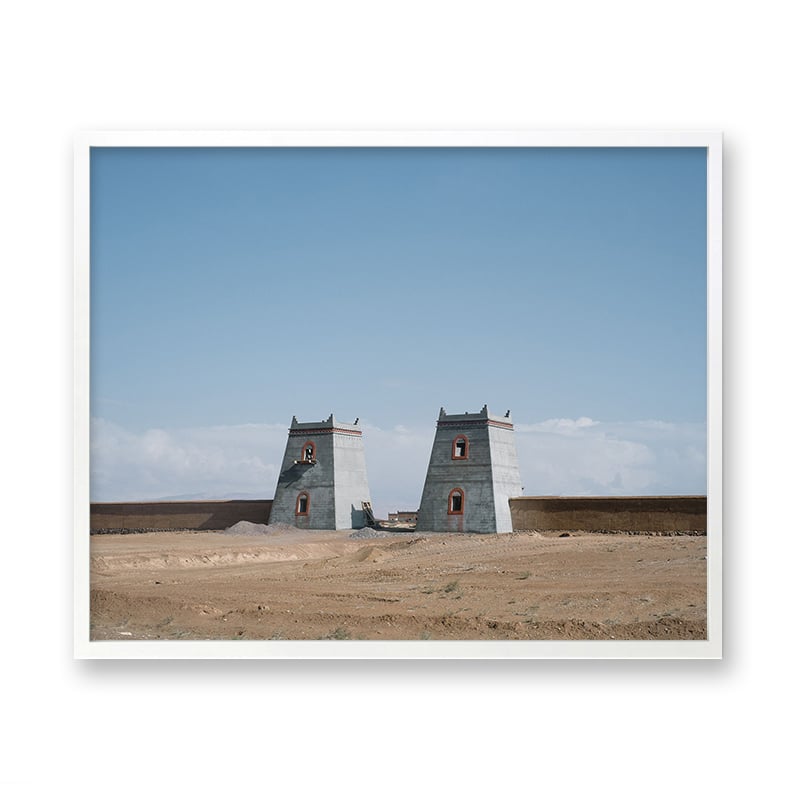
[269,414,372,530]
[415,405,522,534]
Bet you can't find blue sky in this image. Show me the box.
[90,146,707,508]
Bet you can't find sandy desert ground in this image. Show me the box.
[89,524,707,641]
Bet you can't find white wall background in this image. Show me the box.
[1,2,786,792]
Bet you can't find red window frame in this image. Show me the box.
[295,491,310,516]
[451,434,469,460]
[448,488,465,515]
[301,441,316,462]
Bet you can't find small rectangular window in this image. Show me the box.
[296,493,310,515]
[452,435,469,459]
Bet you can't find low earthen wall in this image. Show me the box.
[91,496,706,535]
[90,499,273,533]
[508,496,706,535]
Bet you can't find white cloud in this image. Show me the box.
[90,418,284,501]
[518,416,600,434]
[89,416,706,511]
[514,417,706,496]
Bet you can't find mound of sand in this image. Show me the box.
[351,544,394,563]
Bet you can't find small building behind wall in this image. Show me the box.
[387,511,419,523]
[415,405,523,534]
[268,414,372,530]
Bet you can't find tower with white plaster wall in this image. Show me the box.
[269,414,372,530]
[415,405,522,533]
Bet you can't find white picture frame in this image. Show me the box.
[74,130,722,660]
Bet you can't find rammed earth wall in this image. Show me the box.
[89,496,707,535]
[508,496,706,534]
[90,499,273,533]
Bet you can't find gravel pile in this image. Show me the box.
[349,527,392,539]
[223,520,300,535]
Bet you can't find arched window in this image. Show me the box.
[451,434,469,460]
[448,488,465,515]
[301,441,316,463]
[296,491,310,516]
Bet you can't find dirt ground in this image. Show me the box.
[90,528,708,641]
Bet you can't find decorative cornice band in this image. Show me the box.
[288,427,363,437]
[437,419,514,431]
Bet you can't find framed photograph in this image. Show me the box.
[75,131,721,659]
